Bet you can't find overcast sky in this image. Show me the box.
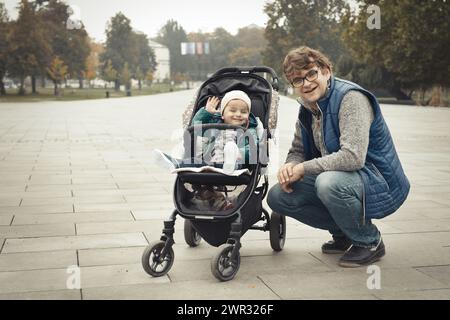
[4,0,270,41]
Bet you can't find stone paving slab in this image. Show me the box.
[12,211,134,225]
[79,263,169,289]
[82,277,279,300]
[75,221,159,236]
[0,268,72,294]
[0,223,75,238]
[72,188,169,197]
[18,190,73,198]
[257,268,447,300]
[0,204,74,215]
[2,232,148,253]
[415,266,450,286]
[20,196,127,207]
[73,203,134,213]
[0,197,22,207]
[28,175,72,185]
[0,215,13,226]
[78,246,147,267]
[0,250,77,272]
[71,177,117,185]
[373,289,450,300]
[0,289,81,300]
[382,219,450,233]
[124,194,173,203]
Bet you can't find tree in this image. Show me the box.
[8,0,52,95]
[47,56,68,96]
[101,59,117,89]
[0,3,10,95]
[134,67,144,90]
[209,27,238,70]
[131,32,157,90]
[85,39,104,87]
[145,70,154,87]
[235,25,267,50]
[66,28,91,89]
[263,0,348,82]
[229,26,267,66]
[229,47,262,66]
[155,20,188,77]
[100,12,134,91]
[341,0,449,104]
[40,0,90,89]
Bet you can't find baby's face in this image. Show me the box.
[222,99,250,126]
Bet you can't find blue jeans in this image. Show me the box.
[267,171,380,248]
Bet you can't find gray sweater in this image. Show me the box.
[286,91,374,175]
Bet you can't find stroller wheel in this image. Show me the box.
[211,244,241,282]
[184,219,202,247]
[141,241,174,277]
[270,212,286,252]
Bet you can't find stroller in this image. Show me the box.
[141,66,286,281]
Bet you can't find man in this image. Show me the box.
[267,46,410,267]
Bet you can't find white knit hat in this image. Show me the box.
[220,90,251,115]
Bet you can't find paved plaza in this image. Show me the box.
[0,89,449,300]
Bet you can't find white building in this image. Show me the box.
[148,40,170,82]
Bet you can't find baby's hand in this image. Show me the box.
[205,96,220,113]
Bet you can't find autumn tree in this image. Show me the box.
[47,56,68,96]
[101,59,117,89]
[41,0,90,89]
[145,70,154,87]
[85,39,104,87]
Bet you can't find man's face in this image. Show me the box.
[222,99,250,126]
[291,65,331,104]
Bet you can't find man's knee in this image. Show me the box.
[315,171,341,202]
[267,184,283,210]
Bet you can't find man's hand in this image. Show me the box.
[278,162,295,185]
[278,163,305,193]
[205,96,220,113]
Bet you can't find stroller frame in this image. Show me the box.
[142,66,286,281]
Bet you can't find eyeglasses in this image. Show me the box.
[291,69,319,88]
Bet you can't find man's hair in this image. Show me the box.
[283,46,333,82]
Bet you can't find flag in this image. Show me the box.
[187,42,196,55]
[196,42,203,55]
[181,42,188,55]
[204,42,210,55]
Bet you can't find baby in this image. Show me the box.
[154,90,259,211]
[193,90,258,173]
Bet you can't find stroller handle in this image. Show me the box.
[187,123,246,133]
[211,66,279,91]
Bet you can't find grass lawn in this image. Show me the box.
[0,83,183,103]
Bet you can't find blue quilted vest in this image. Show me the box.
[299,76,410,219]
